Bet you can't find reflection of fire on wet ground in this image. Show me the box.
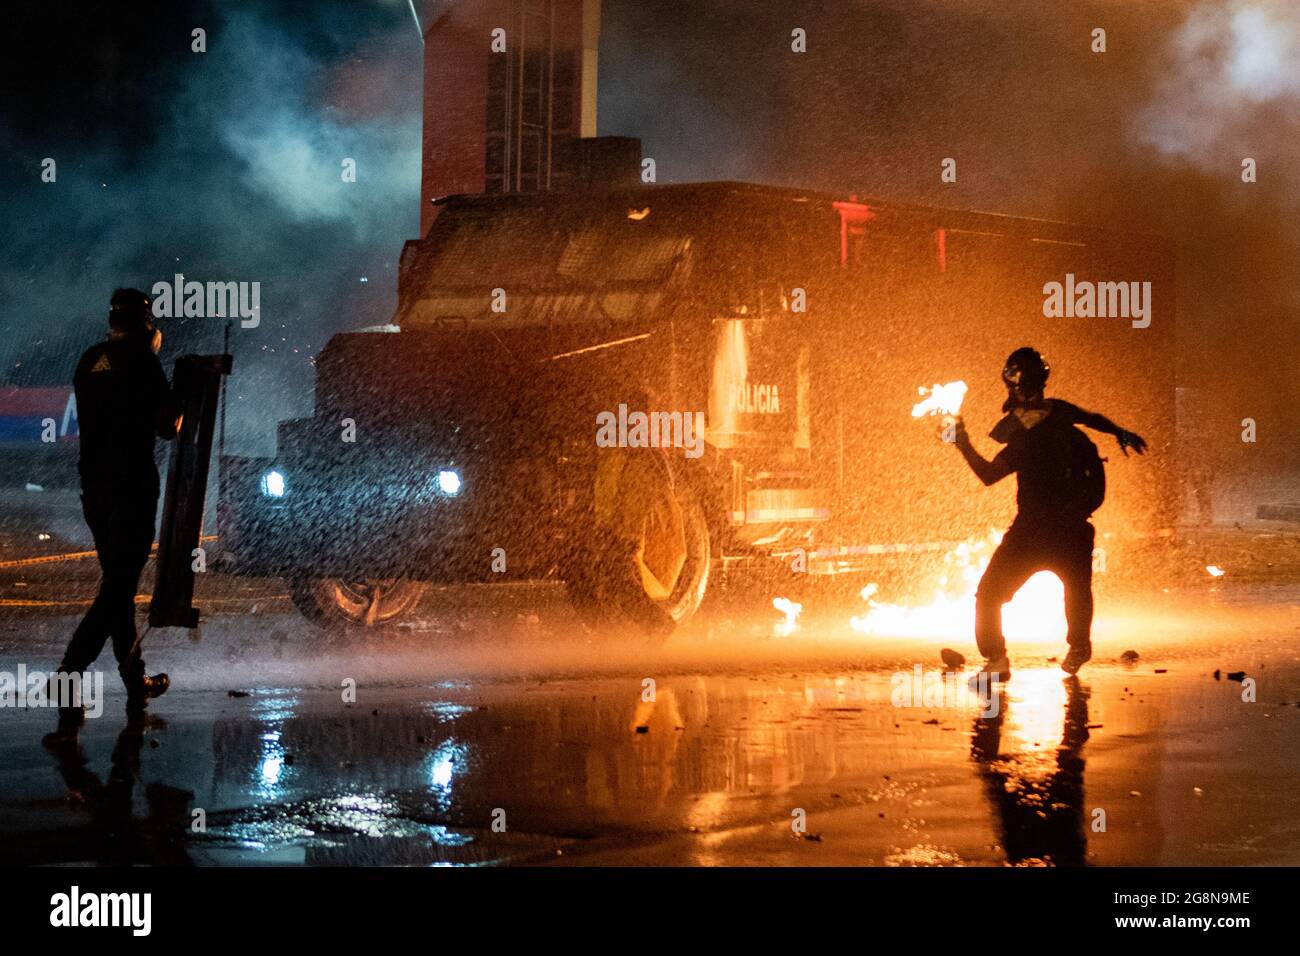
[971,670,1089,866]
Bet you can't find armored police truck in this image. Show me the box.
[217,182,1176,632]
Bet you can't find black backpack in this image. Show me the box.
[1054,423,1107,517]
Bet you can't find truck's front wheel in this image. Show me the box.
[566,459,712,644]
[289,577,427,628]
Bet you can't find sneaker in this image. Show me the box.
[1061,646,1092,675]
[974,655,1012,684]
[126,673,170,713]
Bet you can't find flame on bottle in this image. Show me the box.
[911,381,968,419]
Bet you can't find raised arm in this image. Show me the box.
[951,419,1012,486]
[1066,403,1147,456]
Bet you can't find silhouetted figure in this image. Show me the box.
[971,676,1091,866]
[948,348,1146,679]
[48,289,180,739]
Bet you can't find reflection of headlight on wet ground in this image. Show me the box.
[425,739,469,804]
[260,755,283,785]
[435,469,462,497]
[430,754,454,789]
[261,468,287,498]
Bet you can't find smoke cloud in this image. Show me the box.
[0,0,422,456]
[1141,0,1300,165]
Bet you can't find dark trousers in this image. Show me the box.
[60,485,158,690]
[975,519,1095,660]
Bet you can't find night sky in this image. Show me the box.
[2,0,1297,462]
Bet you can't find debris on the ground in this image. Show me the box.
[227,690,249,698]
[1227,671,1247,682]
[940,648,965,669]
[1120,650,1140,662]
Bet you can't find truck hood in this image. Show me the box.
[311,325,663,450]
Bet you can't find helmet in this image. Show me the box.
[108,287,155,334]
[1002,347,1049,398]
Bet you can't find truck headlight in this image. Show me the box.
[436,469,462,497]
[261,468,287,498]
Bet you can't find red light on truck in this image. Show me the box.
[832,197,876,266]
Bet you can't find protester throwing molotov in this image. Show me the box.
[939,347,1147,682]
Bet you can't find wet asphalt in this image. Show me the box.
[1,564,1298,866]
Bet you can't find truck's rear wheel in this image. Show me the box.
[566,466,712,645]
[289,577,427,628]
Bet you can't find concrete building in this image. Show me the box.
[418,0,603,234]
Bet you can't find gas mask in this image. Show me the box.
[1000,348,1049,411]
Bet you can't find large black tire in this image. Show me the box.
[289,577,427,628]
[654,486,712,624]
[566,474,712,645]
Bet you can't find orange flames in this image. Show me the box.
[850,531,1068,642]
[846,380,1068,644]
[772,596,802,636]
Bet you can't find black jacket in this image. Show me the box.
[73,336,178,494]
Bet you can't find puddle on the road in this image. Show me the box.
[6,657,1294,865]
[2,584,1298,866]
